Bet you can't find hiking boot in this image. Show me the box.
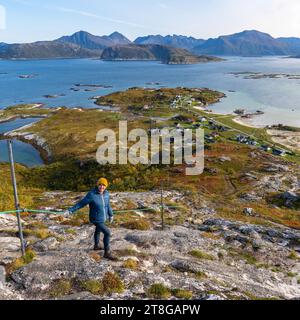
[94,244,104,251]
[103,250,118,261]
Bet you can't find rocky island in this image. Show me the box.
[101,44,223,64]
[230,72,300,80]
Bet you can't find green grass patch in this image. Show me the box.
[148,283,171,299]
[62,211,89,227]
[65,228,77,235]
[80,272,125,295]
[49,279,72,298]
[6,249,37,275]
[189,250,215,261]
[121,219,151,231]
[228,248,258,265]
[101,272,125,294]
[122,259,139,270]
[288,251,299,260]
[80,279,103,295]
[287,272,298,278]
[171,288,193,299]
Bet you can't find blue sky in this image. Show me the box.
[1,0,300,43]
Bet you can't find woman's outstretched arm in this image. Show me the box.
[68,192,93,214]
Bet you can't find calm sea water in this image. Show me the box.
[1,57,300,127]
[0,139,43,167]
[0,117,42,134]
[0,118,43,167]
[1,56,300,167]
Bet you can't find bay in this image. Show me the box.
[0,139,43,167]
[0,117,42,134]
[1,57,300,127]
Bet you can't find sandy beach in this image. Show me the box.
[267,129,300,152]
[195,108,300,152]
[233,117,300,151]
[232,116,264,129]
[193,106,224,115]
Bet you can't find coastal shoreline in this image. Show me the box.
[0,114,47,125]
[233,117,300,151]
[0,121,51,165]
[193,106,224,115]
[193,105,300,152]
[194,106,264,128]
[0,131,51,165]
[232,116,265,129]
[1,91,299,168]
[0,104,46,124]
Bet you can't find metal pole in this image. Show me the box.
[160,180,164,230]
[7,140,26,256]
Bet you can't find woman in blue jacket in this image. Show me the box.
[65,178,117,261]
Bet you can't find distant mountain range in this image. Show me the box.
[277,37,300,54]
[192,30,296,56]
[0,41,98,59]
[135,30,300,56]
[134,35,205,51]
[1,30,300,61]
[57,31,131,50]
[0,31,220,64]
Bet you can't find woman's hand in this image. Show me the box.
[63,210,71,217]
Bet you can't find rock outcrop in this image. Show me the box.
[0,195,299,300]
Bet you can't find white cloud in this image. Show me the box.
[50,6,148,29]
[6,0,300,39]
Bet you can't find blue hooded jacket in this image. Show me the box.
[68,187,113,224]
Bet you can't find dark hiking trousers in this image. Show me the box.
[93,223,111,250]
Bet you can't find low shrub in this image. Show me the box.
[122,259,139,270]
[148,283,171,299]
[122,220,151,231]
[49,279,72,298]
[189,250,215,261]
[102,272,125,294]
[171,288,193,299]
[80,279,103,295]
[6,249,37,275]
